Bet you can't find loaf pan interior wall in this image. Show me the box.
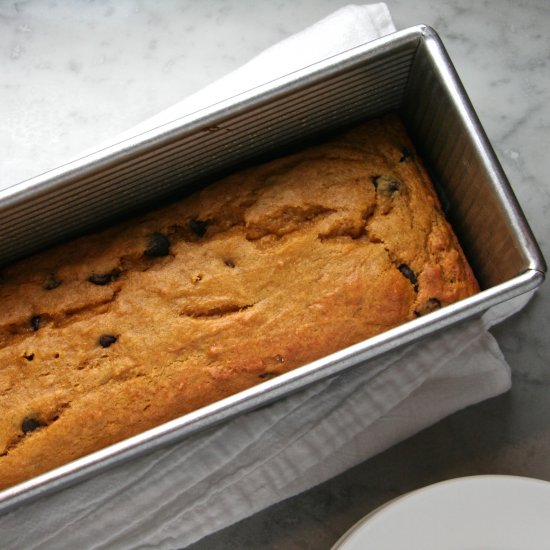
[400,35,540,289]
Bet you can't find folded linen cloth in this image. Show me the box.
[0,4,530,549]
[86,3,396,147]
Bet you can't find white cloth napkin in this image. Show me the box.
[0,4,530,549]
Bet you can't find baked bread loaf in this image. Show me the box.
[0,115,478,489]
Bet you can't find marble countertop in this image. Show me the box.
[1,1,549,548]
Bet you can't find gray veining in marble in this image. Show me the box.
[1,1,549,548]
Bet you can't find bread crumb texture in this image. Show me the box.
[0,115,478,489]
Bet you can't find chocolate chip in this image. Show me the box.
[88,270,119,286]
[99,334,117,348]
[224,259,236,268]
[416,297,442,316]
[373,175,401,196]
[424,297,441,312]
[144,232,171,257]
[398,263,418,287]
[30,315,42,332]
[399,146,416,162]
[22,417,42,434]
[189,219,208,237]
[43,273,62,290]
[23,353,34,361]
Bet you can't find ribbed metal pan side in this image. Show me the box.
[0,39,417,266]
[401,29,546,288]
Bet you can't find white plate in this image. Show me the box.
[333,475,550,550]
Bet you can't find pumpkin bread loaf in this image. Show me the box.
[0,115,478,489]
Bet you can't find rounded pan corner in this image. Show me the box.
[414,24,442,42]
[527,266,546,288]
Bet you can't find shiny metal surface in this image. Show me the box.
[402,36,544,287]
[0,25,545,513]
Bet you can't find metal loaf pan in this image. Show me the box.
[0,25,545,512]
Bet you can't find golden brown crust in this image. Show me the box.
[0,114,478,489]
